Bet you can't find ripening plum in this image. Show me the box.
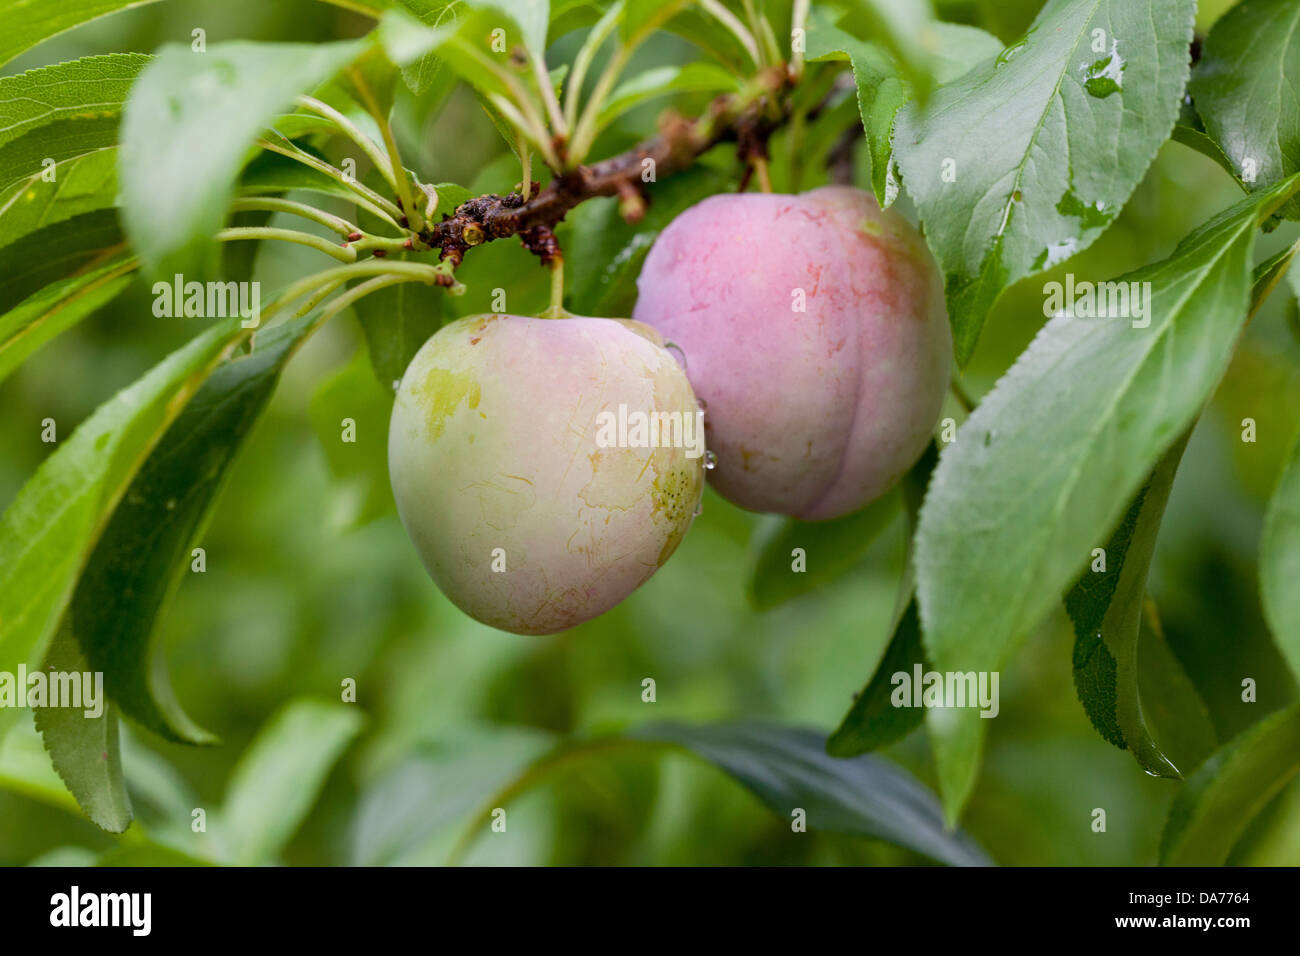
[633,185,951,520]
[388,313,705,635]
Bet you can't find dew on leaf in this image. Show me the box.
[1081,40,1124,98]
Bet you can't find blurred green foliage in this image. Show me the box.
[1,0,1298,866]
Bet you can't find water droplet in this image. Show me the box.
[664,340,687,370]
[165,498,177,511]
[391,379,401,391]
[693,497,704,517]
[704,450,718,471]
[1056,190,1111,230]
[995,39,1027,67]
[1081,39,1124,98]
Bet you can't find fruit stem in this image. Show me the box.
[753,156,773,193]
[347,67,424,232]
[698,0,762,68]
[950,379,976,413]
[254,137,405,227]
[229,197,357,236]
[790,0,810,78]
[294,95,399,196]
[539,254,571,318]
[216,226,359,263]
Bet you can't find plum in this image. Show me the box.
[388,313,705,635]
[633,185,951,520]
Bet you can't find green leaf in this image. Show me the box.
[220,700,364,866]
[0,210,125,308]
[0,54,148,151]
[33,624,132,832]
[1262,426,1300,686]
[0,718,78,815]
[895,0,1196,363]
[1160,701,1300,865]
[0,148,121,249]
[838,0,943,102]
[0,316,248,739]
[807,10,1001,210]
[70,315,321,745]
[0,254,137,386]
[1065,434,1189,777]
[0,56,149,247]
[120,39,365,278]
[914,175,1300,823]
[747,488,900,611]
[630,722,992,866]
[392,1,461,96]
[1189,0,1300,220]
[828,443,939,756]
[0,0,389,69]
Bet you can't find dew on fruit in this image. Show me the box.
[704,449,718,471]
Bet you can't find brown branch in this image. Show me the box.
[417,66,793,280]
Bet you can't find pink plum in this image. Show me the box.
[633,185,951,520]
[388,313,704,635]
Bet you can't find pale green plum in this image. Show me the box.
[633,185,951,520]
[388,313,705,635]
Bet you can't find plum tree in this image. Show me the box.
[388,313,705,635]
[633,185,951,520]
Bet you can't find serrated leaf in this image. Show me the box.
[807,10,1001,209]
[33,623,131,832]
[0,317,247,741]
[70,315,322,745]
[0,0,389,69]
[1160,701,1300,865]
[394,1,461,95]
[0,54,148,150]
[914,175,1300,823]
[0,57,148,246]
[747,488,900,611]
[120,39,365,278]
[630,722,992,866]
[220,700,364,865]
[1189,0,1300,220]
[896,0,1196,363]
[1065,434,1188,777]
[0,254,136,385]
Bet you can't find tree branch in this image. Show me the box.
[417,66,793,281]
